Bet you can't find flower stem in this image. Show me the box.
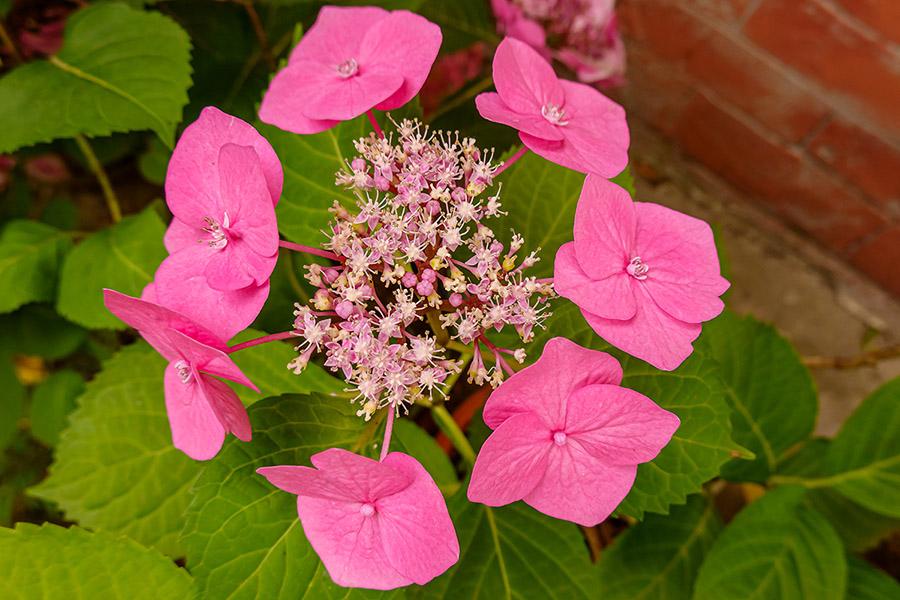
[278,240,340,261]
[494,145,529,176]
[802,344,900,369]
[366,109,384,138]
[237,0,275,71]
[0,22,21,66]
[227,331,295,353]
[379,407,396,461]
[431,403,476,466]
[74,134,121,223]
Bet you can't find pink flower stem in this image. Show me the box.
[227,331,295,353]
[534,277,554,284]
[366,109,385,139]
[279,240,340,261]
[494,145,529,176]
[380,407,396,461]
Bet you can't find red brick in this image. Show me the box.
[620,44,696,136]
[745,0,900,130]
[671,91,886,250]
[850,226,900,296]
[619,0,712,61]
[809,118,900,214]
[685,28,830,142]
[833,0,900,43]
[689,0,755,22]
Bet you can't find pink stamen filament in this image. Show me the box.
[366,109,384,139]
[227,331,295,353]
[479,335,517,376]
[279,240,341,261]
[494,145,529,176]
[380,406,396,461]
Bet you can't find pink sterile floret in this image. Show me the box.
[103,289,256,461]
[259,6,442,134]
[258,448,459,590]
[475,37,628,177]
[467,337,679,526]
[554,176,730,370]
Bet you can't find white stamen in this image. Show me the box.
[627,256,649,280]
[201,212,229,249]
[359,503,376,517]
[553,431,567,446]
[174,360,192,384]
[337,58,359,78]
[541,103,569,126]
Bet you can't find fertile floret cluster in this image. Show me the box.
[289,119,554,419]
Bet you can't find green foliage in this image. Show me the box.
[56,205,168,329]
[180,393,391,599]
[420,488,598,599]
[0,221,72,314]
[29,343,202,557]
[392,420,458,494]
[0,353,25,450]
[29,369,85,447]
[693,487,846,600]
[418,0,498,52]
[701,312,818,481]
[0,304,87,360]
[596,494,722,599]
[0,3,192,152]
[0,523,194,599]
[138,137,170,185]
[846,556,900,600]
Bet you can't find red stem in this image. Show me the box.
[227,331,295,353]
[279,240,340,261]
[494,145,529,176]
[380,407,396,461]
[366,109,385,139]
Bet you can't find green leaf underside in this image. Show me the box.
[0,220,72,314]
[701,312,817,482]
[846,556,900,600]
[29,343,201,557]
[56,206,168,329]
[418,490,597,599]
[0,3,192,152]
[596,494,722,599]
[693,486,846,600]
[0,523,194,599]
[180,394,395,599]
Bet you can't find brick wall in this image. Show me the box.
[616,0,900,296]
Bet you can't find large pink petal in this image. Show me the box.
[475,92,564,141]
[554,242,636,320]
[153,247,270,342]
[258,69,341,134]
[309,448,413,502]
[377,453,459,585]
[492,37,564,114]
[361,11,442,111]
[164,362,226,461]
[288,5,388,66]
[257,465,348,500]
[634,202,729,323]
[573,176,635,280]
[524,440,636,526]
[204,243,276,291]
[554,80,629,178]
[287,59,402,122]
[217,144,278,256]
[298,495,411,590]
[468,412,552,507]
[103,289,228,357]
[482,337,622,429]
[165,107,282,229]
[163,219,199,254]
[199,374,252,442]
[582,285,702,371]
[565,384,680,465]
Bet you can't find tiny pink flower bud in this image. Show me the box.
[421,268,437,283]
[416,280,434,296]
[351,158,366,171]
[374,175,391,191]
[426,200,441,216]
[335,300,355,319]
[449,293,463,307]
[402,272,418,288]
[324,268,341,284]
[451,187,467,202]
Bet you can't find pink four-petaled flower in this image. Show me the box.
[476,36,628,177]
[258,448,459,590]
[104,289,255,460]
[554,176,730,370]
[468,337,679,526]
[259,6,442,134]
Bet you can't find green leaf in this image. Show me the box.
[817,377,900,517]
[496,151,586,278]
[701,312,817,481]
[180,393,393,599]
[0,220,72,314]
[0,354,25,450]
[0,3,192,152]
[228,328,344,406]
[693,486,846,600]
[29,342,202,557]
[418,0,498,52]
[616,347,744,519]
[846,556,900,600]
[29,369,85,447]
[57,205,167,329]
[138,136,170,185]
[610,166,635,197]
[0,523,194,599]
[596,494,722,599]
[392,420,458,494]
[0,304,87,360]
[419,489,597,599]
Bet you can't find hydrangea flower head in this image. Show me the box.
[103,289,256,460]
[289,119,554,420]
[259,6,442,134]
[554,177,730,370]
[258,449,459,589]
[468,337,680,525]
[476,36,628,177]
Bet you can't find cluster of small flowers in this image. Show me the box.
[289,119,554,419]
